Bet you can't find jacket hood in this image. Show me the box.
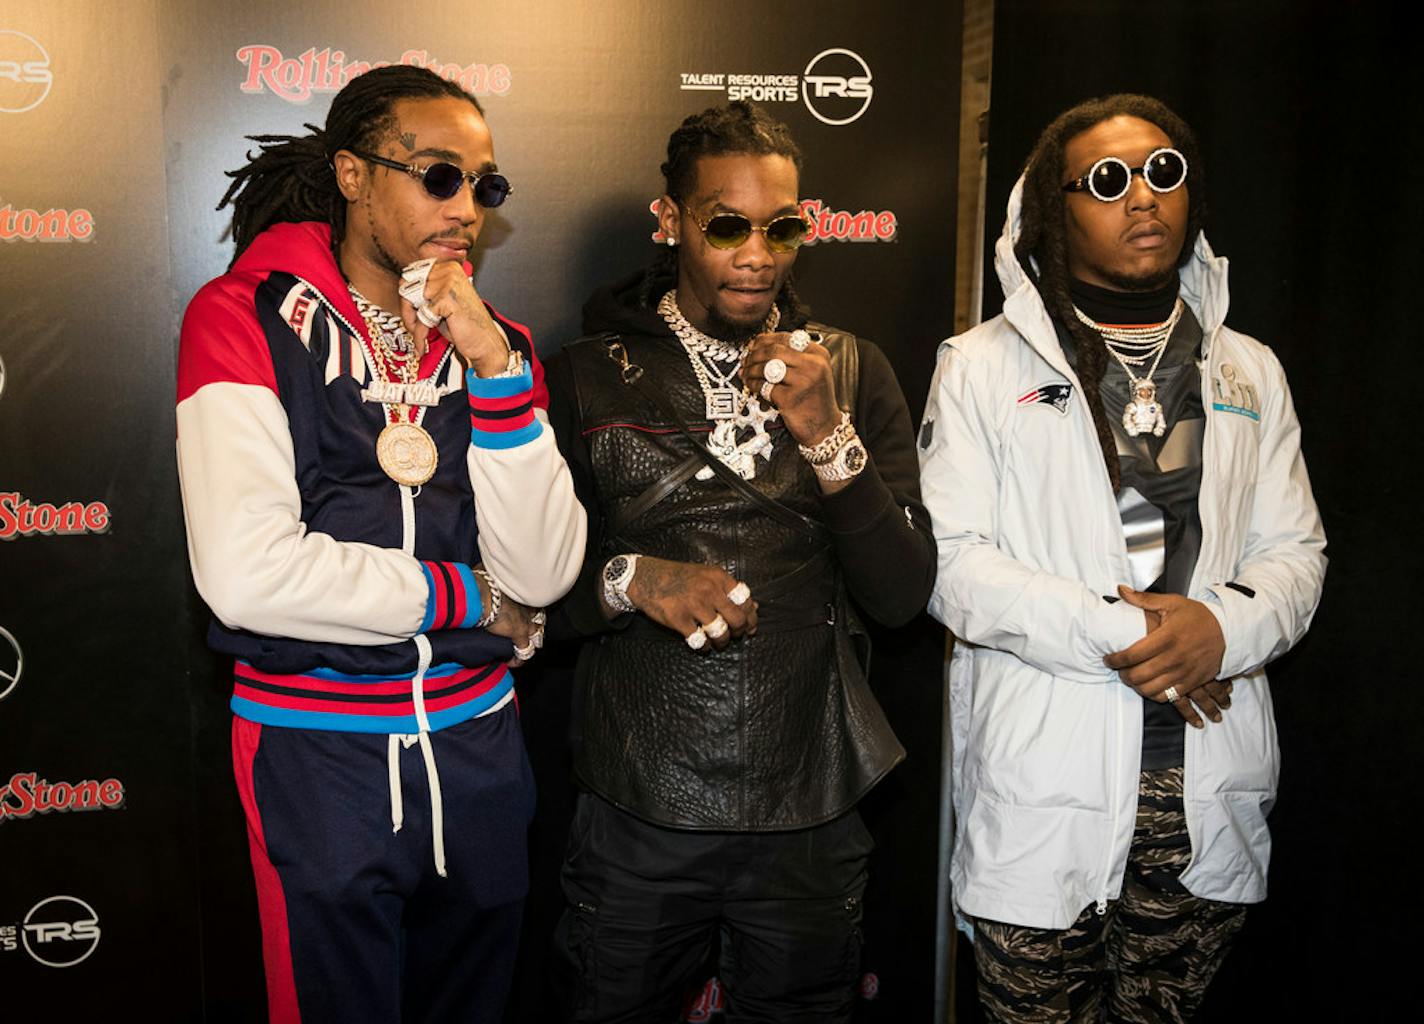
[582,265,812,339]
[232,221,367,332]
[582,269,671,338]
[995,176,1232,356]
[232,221,476,358]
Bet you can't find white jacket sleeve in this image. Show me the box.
[177,379,431,645]
[919,340,1144,683]
[465,399,587,608]
[1204,348,1326,678]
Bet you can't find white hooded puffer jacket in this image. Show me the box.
[919,179,1327,930]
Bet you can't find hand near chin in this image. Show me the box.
[399,259,510,375]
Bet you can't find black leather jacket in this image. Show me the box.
[545,274,936,830]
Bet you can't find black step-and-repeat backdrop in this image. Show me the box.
[1,2,961,1019]
[982,1,1418,1019]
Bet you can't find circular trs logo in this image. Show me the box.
[0,625,20,702]
[801,48,873,126]
[22,896,101,968]
[0,30,53,114]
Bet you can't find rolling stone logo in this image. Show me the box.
[648,198,897,245]
[1,492,111,539]
[2,895,101,967]
[0,201,94,242]
[679,47,873,126]
[0,29,52,114]
[237,44,511,103]
[0,772,126,825]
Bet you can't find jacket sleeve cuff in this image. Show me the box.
[419,560,483,632]
[468,364,542,449]
[816,455,895,534]
[1096,596,1150,661]
[1202,584,1257,679]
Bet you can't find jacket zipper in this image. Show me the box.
[295,276,431,554]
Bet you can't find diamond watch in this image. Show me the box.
[813,434,868,482]
[602,554,640,614]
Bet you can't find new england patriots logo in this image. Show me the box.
[1017,381,1073,415]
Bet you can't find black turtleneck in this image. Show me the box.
[1068,274,1180,326]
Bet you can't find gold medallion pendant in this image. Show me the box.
[376,422,438,486]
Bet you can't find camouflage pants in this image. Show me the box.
[972,768,1247,1023]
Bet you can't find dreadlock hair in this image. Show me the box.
[217,65,484,267]
[637,101,809,323]
[1015,93,1206,492]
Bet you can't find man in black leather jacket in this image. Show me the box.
[545,102,935,1023]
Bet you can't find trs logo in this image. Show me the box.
[0,30,53,114]
[0,625,20,703]
[801,48,873,126]
[20,895,101,967]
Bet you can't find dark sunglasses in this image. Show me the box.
[685,207,809,253]
[354,151,512,208]
[1062,147,1188,202]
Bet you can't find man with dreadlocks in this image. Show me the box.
[542,101,935,1021]
[175,66,585,1021]
[919,94,1326,1020]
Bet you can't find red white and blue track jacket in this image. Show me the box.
[177,221,585,733]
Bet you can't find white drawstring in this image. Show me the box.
[384,636,448,877]
[417,731,446,877]
[388,734,405,833]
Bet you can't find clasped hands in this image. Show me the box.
[1106,586,1231,729]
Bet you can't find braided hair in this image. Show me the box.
[217,65,484,266]
[1015,94,1206,491]
[638,101,808,322]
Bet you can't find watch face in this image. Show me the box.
[844,443,867,473]
[604,555,628,582]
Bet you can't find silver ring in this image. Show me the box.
[685,627,707,651]
[788,330,810,352]
[513,640,537,661]
[531,627,545,650]
[416,305,441,329]
[532,610,547,626]
[764,358,787,384]
[704,614,728,640]
[1163,685,1181,703]
[759,379,776,403]
[727,582,751,606]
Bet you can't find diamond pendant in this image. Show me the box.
[705,387,739,420]
[1122,380,1166,438]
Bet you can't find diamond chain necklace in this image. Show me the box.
[657,289,780,480]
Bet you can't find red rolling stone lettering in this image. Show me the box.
[646,198,897,245]
[799,199,898,243]
[0,205,94,242]
[236,44,511,103]
[0,492,111,539]
[0,773,126,823]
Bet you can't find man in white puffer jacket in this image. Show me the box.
[919,95,1326,1022]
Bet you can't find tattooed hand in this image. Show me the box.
[608,556,757,650]
[400,260,511,376]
